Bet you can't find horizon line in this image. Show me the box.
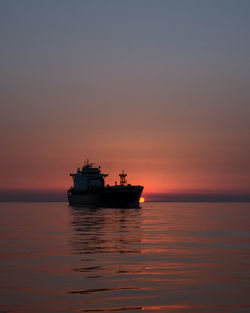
[0,189,250,203]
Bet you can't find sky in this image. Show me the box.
[0,0,250,196]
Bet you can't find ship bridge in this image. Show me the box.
[70,160,108,192]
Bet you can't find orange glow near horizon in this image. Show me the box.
[139,197,145,203]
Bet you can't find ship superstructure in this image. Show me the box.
[70,160,108,192]
[67,160,143,207]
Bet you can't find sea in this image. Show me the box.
[0,202,249,313]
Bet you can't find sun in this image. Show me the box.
[139,197,145,203]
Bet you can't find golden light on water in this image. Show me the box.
[139,197,145,203]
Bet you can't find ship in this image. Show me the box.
[67,160,144,207]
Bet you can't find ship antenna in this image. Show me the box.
[119,170,127,186]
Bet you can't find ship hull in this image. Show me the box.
[68,186,143,208]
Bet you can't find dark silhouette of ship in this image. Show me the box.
[67,160,143,207]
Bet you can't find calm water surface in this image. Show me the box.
[0,202,249,313]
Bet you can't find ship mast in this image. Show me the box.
[119,170,127,186]
[84,158,93,168]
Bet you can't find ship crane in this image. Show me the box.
[119,170,127,186]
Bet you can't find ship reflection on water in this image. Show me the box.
[69,206,144,310]
[70,207,142,255]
